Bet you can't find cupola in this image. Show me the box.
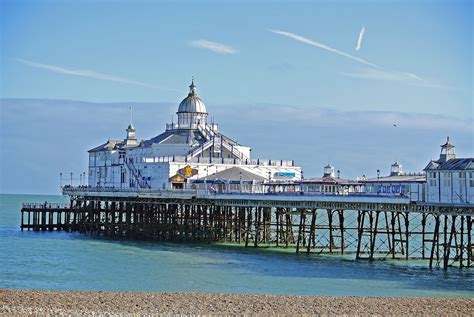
[323,164,335,178]
[439,136,455,162]
[390,161,403,176]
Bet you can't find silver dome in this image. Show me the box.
[177,80,207,114]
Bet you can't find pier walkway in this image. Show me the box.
[21,187,473,269]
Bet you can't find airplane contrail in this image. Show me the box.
[269,29,381,69]
[16,58,180,92]
[356,26,365,51]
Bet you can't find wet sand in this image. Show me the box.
[1,289,472,316]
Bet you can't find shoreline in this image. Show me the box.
[1,289,473,316]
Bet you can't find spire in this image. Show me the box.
[127,106,135,131]
[189,77,197,96]
[125,106,137,145]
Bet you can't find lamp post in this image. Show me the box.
[120,166,123,190]
[268,171,271,193]
[239,171,242,193]
[59,172,62,189]
[79,173,82,186]
[337,170,340,179]
[70,172,73,186]
[377,169,380,179]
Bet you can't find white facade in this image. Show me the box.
[424,138,474,204]
[298,164,362,195]
[88,80,301,190]
[361,162,425,202]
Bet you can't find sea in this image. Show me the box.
[1,193,473,298]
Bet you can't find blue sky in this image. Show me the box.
[0,0,473,194]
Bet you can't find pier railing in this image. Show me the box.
[22,202,70,209]
[61,185,412,200]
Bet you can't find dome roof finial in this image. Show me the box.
[189,77,196,95]
[177,78,207,114]
[127,106,135,131]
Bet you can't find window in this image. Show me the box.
[470,180,474,188]
[430,179,437,187]
[431,172,437,178]
[443,172,452,187]
[459,172,466,178]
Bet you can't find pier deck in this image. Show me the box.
[21,188,473,269]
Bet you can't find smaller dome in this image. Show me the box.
[177,80,207,114]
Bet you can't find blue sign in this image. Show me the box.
[276,172,296,177]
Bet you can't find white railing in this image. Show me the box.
[22,202,70,209]
[140,155,295,167]
[62,185,413,201]
[63,186,197,196]
[186,138,214,161]
[221,140,246,160]
[126,158,151,189]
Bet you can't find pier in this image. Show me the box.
[21,187,473,269]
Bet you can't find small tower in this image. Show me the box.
[323,164,335,178]
[125,107,138,146]
[390,161,403,176]
[439,136,455,162]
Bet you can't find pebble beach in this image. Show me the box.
[1,289,473,316]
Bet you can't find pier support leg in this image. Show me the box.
[338,210,345,254]
[369,211,380,260]
[296,209,305,254]
[307,209,317,255]
[467,216,472,268]
[356,211,366,260]
[429,215,440,268]
[421,214,427,259]
[327,209,334,253]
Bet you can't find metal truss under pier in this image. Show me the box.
[20,189,474,269]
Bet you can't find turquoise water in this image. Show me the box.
[1,194,473,298]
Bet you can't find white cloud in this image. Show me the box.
[214,103,473,132]
[16,58,179,91]
[341,68,459,90]
[341,68,422,82]
[189,40,237,54]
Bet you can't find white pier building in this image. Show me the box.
[360,161,426,202]
[87,80,301,190]
[424,137,474,204]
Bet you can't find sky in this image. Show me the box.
[0,0,473,194]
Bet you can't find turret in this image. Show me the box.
[323,164,335,178]
[439,136,455,162]
[390,161,403,176]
